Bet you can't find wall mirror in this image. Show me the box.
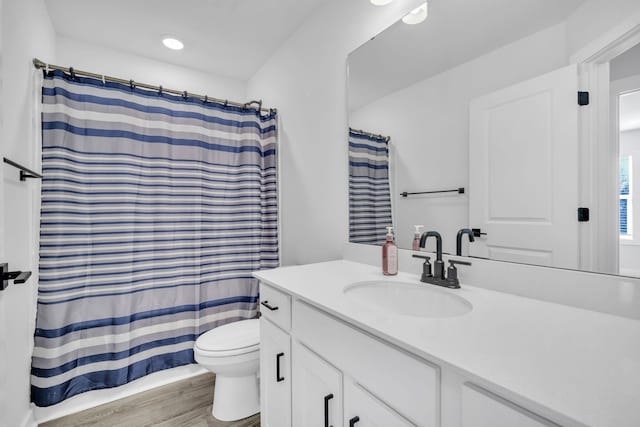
[347,0,640,277]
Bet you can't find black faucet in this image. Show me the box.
[419,231,444,280]
[456,228,475,256]
[415,231,472,289]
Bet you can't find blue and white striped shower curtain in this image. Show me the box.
[348,129,393,245]
[31,69,278,406]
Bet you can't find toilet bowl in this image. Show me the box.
[194,318,260,421]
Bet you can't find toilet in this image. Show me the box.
[194,318,260,421]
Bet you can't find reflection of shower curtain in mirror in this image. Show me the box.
[349,129,393,245]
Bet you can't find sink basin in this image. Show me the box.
[344,280,472,318]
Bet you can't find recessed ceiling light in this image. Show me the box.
[162,36,184,50]
[402,2,428,25]
[370,0,393,5]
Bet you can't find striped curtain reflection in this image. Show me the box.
[31,69,278,406]
[348,128,393,245]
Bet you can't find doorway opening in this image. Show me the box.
[611,46,640,276]
[573,16,640,276]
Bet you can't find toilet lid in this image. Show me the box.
[195,319,259,354]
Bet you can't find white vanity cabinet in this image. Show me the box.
[259,282,561,427]
[259,282,438,426]
[292,341,344,427]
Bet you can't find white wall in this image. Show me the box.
[56,36,247,102]
[247,0,423,266]
[1,1,56,426]
[350,24,569,254]
[566,0,640,57]
[620,129,640,276]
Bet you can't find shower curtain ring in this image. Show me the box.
[204,95,208,103]
[129,80,136,90]
[182,91,188,99]
[69,67,75,80]
[224,100,228,107]
[158,85,163,95]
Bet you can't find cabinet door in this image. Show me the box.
[260,318,291,427]
[293,341,343,427]
[462,384,559,427]
[344,378,413,427]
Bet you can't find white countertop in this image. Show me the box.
[254,260,640,427]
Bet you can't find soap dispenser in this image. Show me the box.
[412,225,424,251]
[382,226,398,276]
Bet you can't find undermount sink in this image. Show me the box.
[344,280,472,318]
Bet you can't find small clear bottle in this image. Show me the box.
[382,226,398,276]
[412,225,424,251]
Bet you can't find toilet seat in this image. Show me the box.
[195,319,259,357]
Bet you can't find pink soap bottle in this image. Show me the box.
[382,226,398,276]
[412,225,424,251]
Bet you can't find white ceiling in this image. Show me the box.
[620,90,640,132]
[348,0,585,111]
[44,0,329,81]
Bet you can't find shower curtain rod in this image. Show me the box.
[33,58,276,114]
[349,127,390,142]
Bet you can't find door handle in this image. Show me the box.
[260,300,279,311]
[276,352,285,382]
[324,393,334,427]
[349,416,360,426]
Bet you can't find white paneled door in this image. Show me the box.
[469,65,579,269]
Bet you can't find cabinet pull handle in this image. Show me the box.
[276,352,285,382]
[324,393,334,427]
[260,300,279,311]
[349,416,360,427]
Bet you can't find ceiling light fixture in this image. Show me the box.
[162,36,184,50]
[402,2,428,25]
[370,0,394,6]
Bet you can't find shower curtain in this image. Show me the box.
[348,129,393,245]
[31,69,278,406]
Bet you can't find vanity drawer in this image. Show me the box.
[259,283,292,331]
[294,300,439,427]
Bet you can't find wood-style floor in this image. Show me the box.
[40,373,260,427]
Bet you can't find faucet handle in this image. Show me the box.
[446,259,471,288]
[412,254,432,282]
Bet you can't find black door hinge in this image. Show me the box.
[578,207,590,222]
[578,91,590,106]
